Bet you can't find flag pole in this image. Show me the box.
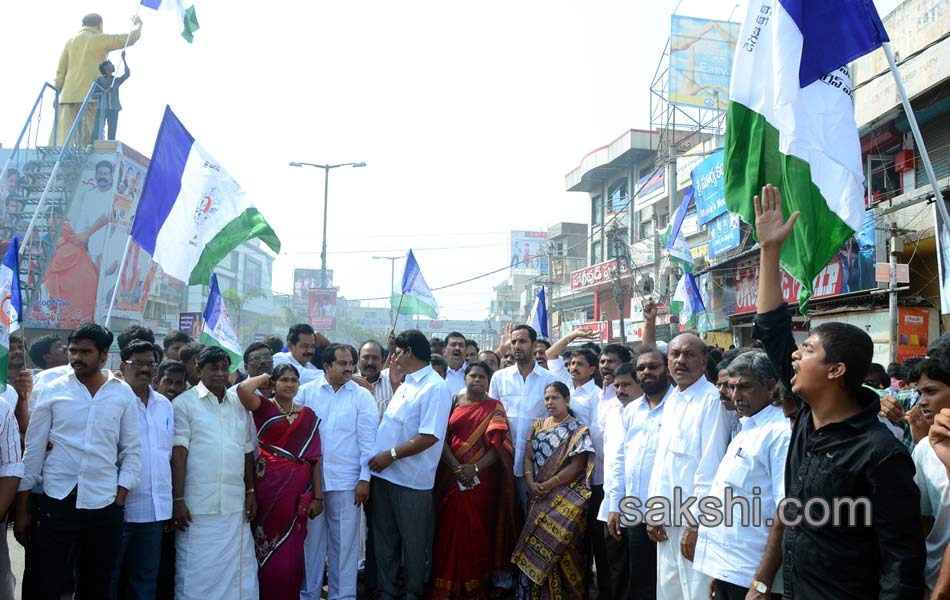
[103,234,134,329]
[882,42,949,223]
[122,2,143,55]
[390,292,405,335]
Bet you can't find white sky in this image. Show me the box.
[2,0,903,320]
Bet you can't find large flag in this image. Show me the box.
[724,0,888,310]
[141,0,200,43]
[201,274,242,373]
[131,107,280,285]
[528,286,549,338]
[0,238,22,391]
[662,187,695,273]
[671,273,706,329]
[392,250,439,318]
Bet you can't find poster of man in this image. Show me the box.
[509,230,548,274]
[294,268,332,310]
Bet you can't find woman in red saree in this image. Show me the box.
[237,364,324,600]
[428,361,518,600]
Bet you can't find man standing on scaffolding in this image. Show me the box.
[53,13,142,147]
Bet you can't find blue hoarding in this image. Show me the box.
[708,212,741,258]
[691,149,726,225]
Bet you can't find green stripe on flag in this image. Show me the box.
[390,293,439,319]
[190,208,281,285]
[199,331,243,374]
[182,5,199,43]
[724,101,855,312]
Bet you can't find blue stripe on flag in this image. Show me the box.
[533,287,548,338]
[685,273,706,314]
[140,0,163,8]
[203,273,222,329]
[130,106,195,254]
[778,0,889,87]
[401,250,421,294]
[666,187,694,251]
[2,237,21,324]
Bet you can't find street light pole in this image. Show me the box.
[289,160,367,290]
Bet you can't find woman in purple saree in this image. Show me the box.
[237,364,324,600]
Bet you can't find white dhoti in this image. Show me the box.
[301,490,361,600]
[176,511,259,600]
[656,526,711,600]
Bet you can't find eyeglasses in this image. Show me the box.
[247,355,274,365]
[124,360,157,369]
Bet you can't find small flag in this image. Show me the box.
[670,273,705,328]
[391,250,439,318]
[141,0,200,43]
[200,274,242,373]
[131,107,280,285]
[0,238,22,391]
[724,0,888,311]
[528,286,548,338]
[662,187,695,273]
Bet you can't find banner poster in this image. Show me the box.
[509,231,548,274]
[309,288,338,330]
[294,268,331,311]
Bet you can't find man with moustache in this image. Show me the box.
[646,332,730,600]
[155,360,187,401]
[27,335,68,372]
[748,185,924,599]
[464,340,479,364]
[489,324,559,516]
[443,332,468,394]
[299,344,378,600]
[568,348,600,426]
[2,334,32,433]
[16,323,142,599]
[171,346,258,600]
[716,350,748,441]
[358,340,394,418]
[274,324,324,385]
[113,340,173,599]
[607,350,673,600]
[693,350,790,599]
[75,160,115,269]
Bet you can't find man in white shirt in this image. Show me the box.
[443,332,468,395]
[488,324,558,517]
[299,344,378,600]
[112,340,174,599]
[16,323,142,599]
[693,350,790,599]
[607,349,671,600]
[646,333,730,600]
[358,340,394,418]
[368,330,451,600]
[155,359,188,401]
[910,358,950,597]
[2,333,30,435]
[171,346,258,600]
[0,393,21,600]
[273,323,324,386]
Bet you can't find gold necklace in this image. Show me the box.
[271,398,295,422]
[549,413,570,427]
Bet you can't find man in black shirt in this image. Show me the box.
[747,185,924,599]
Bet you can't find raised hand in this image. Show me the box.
[754,185,799,250]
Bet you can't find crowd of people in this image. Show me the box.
[0,186,945,600]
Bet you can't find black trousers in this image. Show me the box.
[31,493,124,600]
[714,579,782,600]
[604,524,630,600]
[587,485,610,599]
[626,524,656,600]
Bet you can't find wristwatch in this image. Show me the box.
[751,580,769,594]
[390,447,398,460]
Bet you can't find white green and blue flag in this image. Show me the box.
[724,0,888,310]
[662,187,695,273]
[141,0,199,43]
[201,274,242,373]
[131,107,280,285]
[671,272,705,329]
[392,250,439,318]
[0,238,22,391]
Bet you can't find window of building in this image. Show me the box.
[591,195,603,226]
[608,178,628,214]
[244,258,262,291]
[591,240,602,264]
